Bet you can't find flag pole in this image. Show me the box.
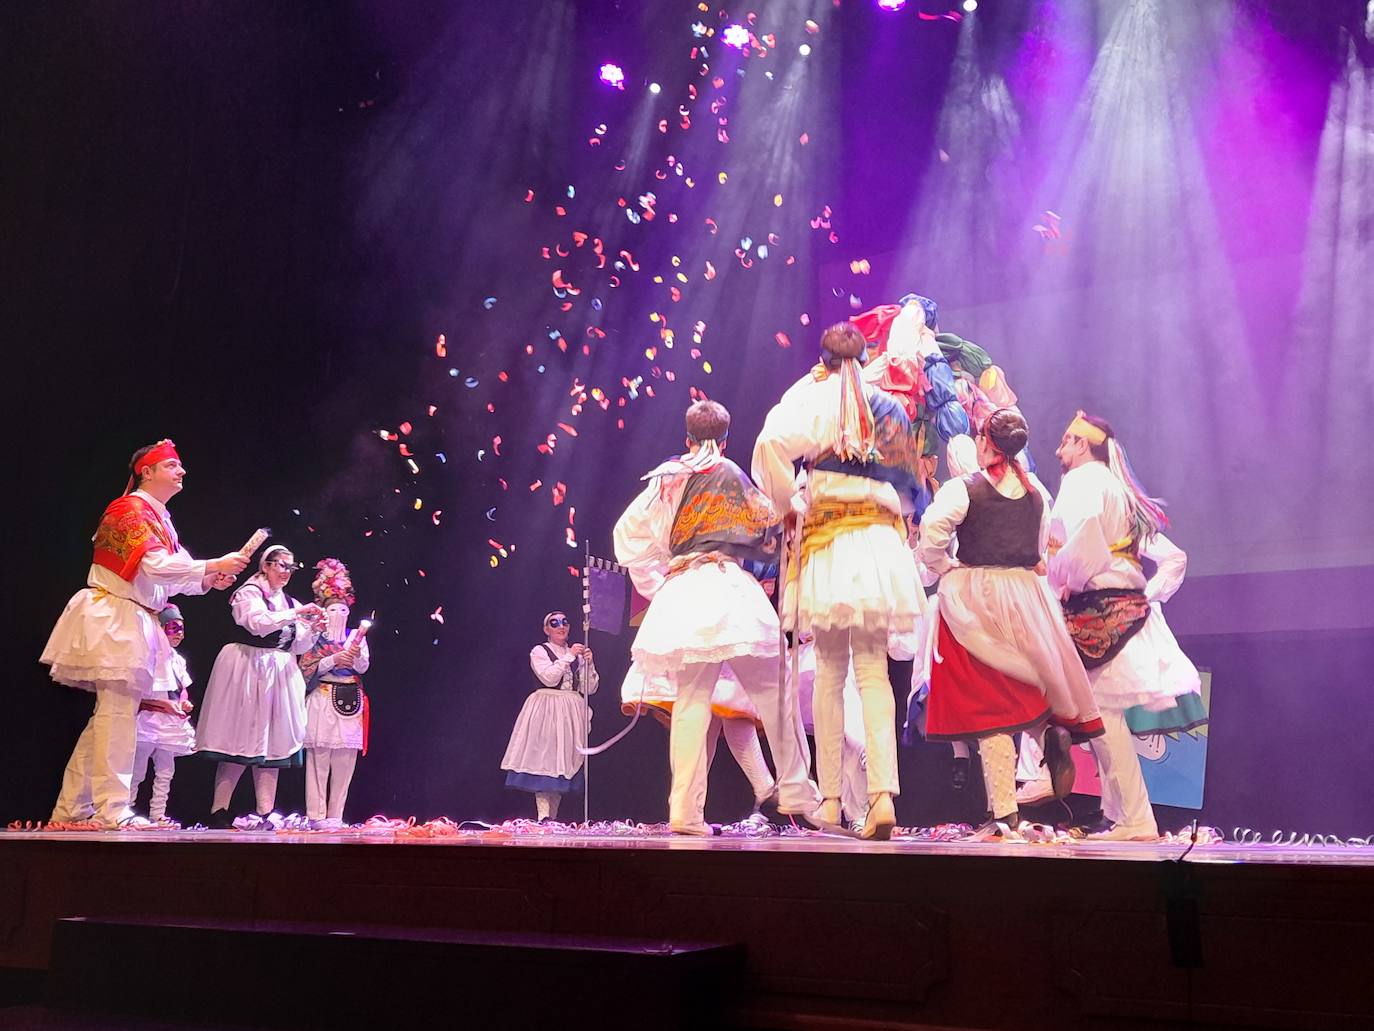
[582,540,592,825]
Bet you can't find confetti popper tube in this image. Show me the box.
[346,619,373,647]
[239,527,271,559]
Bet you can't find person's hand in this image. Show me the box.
[176,698,195,717]
[1033,559,1047,577]
[210,571,236,590]
[569,643,587,658]
[761,578,777,598]
[296,603,326,629]
[582,648,594,664]
[207,552,250,576]
[339,643,361,666]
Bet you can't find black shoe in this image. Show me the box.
[1041,726,1076,799]
[207,808,234,830]
[951,756,969,791]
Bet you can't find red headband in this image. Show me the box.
[136,440,180,476]
[126,440,180,494]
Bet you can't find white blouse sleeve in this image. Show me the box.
[530,645,570,688]
[918,477,970,576]
[1141,532,1187,604]
[613,479,675,600]
[231,586,301,638]
[140,547,209,595]
[352,637,372,674]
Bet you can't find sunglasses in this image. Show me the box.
[266,560,300,572]
[546,617,570,628]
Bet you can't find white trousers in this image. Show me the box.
[305,747,358,822]
[813,627,897,799]
[1090,708,1158,834]
[977,733,1018,821]
[212,762,280,815]
[132,741,176,822]
[51,685,140,825]
[669,655,817,830]
[1016,734,1046,784]
[706,715,776,804]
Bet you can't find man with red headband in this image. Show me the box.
[1047,413,1206,841]
[918,409,1103,839]
[41,441,250,829]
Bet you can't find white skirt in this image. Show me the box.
[630,560,779,674]
[195,644,307,762]
[619,662,761,722]
[41,587,169,696]
[501,688,588,779]
[304,686,364,751]
[136,706,197,756]
[937,566,1099,725]
[788,521,926,633]
[1089,603,1202,712]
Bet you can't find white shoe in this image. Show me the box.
[1087,822,1159,842]
[1015,779,1054,806]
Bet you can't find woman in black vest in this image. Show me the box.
[500,611,598,821]
[197,545,324,828]
[917,409,1104,838]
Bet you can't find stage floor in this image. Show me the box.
[6,821,1374,866]
[5,822,1374,1030]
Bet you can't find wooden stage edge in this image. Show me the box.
[2,830,1372,1030]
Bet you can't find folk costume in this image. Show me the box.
[919,412,1104,830]
[131,605,197,823]
[300,559,371,827]
[1047,414,1205,840]
[614,422,818,836]
[197,545,319,823]
[501,618,598,821]
[43,441,213,827]
[752,325,927,838]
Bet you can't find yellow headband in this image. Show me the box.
[1066,411,1108,445]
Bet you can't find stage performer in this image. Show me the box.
[42,440,248,829]
[130,605,198,825]
[1047,412,1206,841]
[299,558,371,829]
[918,408,1103,838]
[752,322,928,840]
[197,545,323,829]
[501,610,598,822]
[614,399,818,837]
[620,661,778,821]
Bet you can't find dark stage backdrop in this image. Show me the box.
[4,1,1370,835]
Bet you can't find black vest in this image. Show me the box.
[533,644,580,693]
[955,474,1043,569]
[224,584,300,650]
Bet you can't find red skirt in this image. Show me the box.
[926,616,1051,741]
